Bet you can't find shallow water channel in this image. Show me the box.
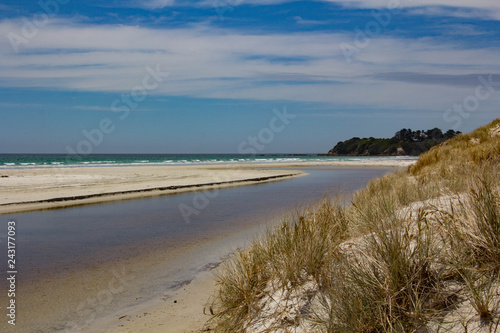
[0,167,394,332]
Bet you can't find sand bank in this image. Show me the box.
[220,159,417,169]
[0,159,415,214]
[0,165,303,214]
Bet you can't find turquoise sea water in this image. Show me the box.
[0,153,416,168]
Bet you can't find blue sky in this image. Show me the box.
[0,0,499,153]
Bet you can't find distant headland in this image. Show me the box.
[324,128,461,156]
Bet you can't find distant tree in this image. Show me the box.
[328,126,459,156]
[395,128,417,141]
[445,129,460,139]
[415,130,422,141]
[426,128,444,140]
[406,129,413,141]
[395,129,407,141]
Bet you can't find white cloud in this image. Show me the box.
[196,0,297,8]
[94,0,500,20]
[129,0,177,9]
[72,105,115,111]
[294,16,327,25]
[126,0,295,10]
[0,18,499,114]
[323,0,500,20]
[325,0,500,10]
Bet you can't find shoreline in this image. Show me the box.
[0,172,302,214]
[78,164,418,333]
[208,159,417,169]
[0,162,415,333]
[0,160,414,215]
[1,164,409,333]
[0,166,304,214]
[0,155,419,170]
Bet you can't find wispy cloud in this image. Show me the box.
[0,18,499,113]
[323,0,500,20]
[128,0,177,9]
[124,0,296,10]
[72,105,113,111]
[89,0,500,21]
[323,0,500,10]
[293,16,327,25]
[372,72,500,88]
[406,6,491,20]
[436,23,490,36]
[197,0,297,8]
[72,104,161,112]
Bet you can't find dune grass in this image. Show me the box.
[207,199,350,332]
[207,118,500,332]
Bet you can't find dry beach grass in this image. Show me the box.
[0,158,415,333]
[207,119,500,332]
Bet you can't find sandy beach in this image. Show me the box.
[0,160,415,333]
[0,165,304,214]
[0,159,415,215]
[3,0,497,330]
[74,161,418,333]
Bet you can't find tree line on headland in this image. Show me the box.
[326,128,461,156]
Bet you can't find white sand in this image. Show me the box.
[0,160,415,214]
[0,165,304,214]
[0,159,415,332]
[231,159,417,169]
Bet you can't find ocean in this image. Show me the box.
[0,153,416,168]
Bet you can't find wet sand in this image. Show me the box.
[84,269,216,333]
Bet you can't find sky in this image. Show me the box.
[0,0,499,154]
